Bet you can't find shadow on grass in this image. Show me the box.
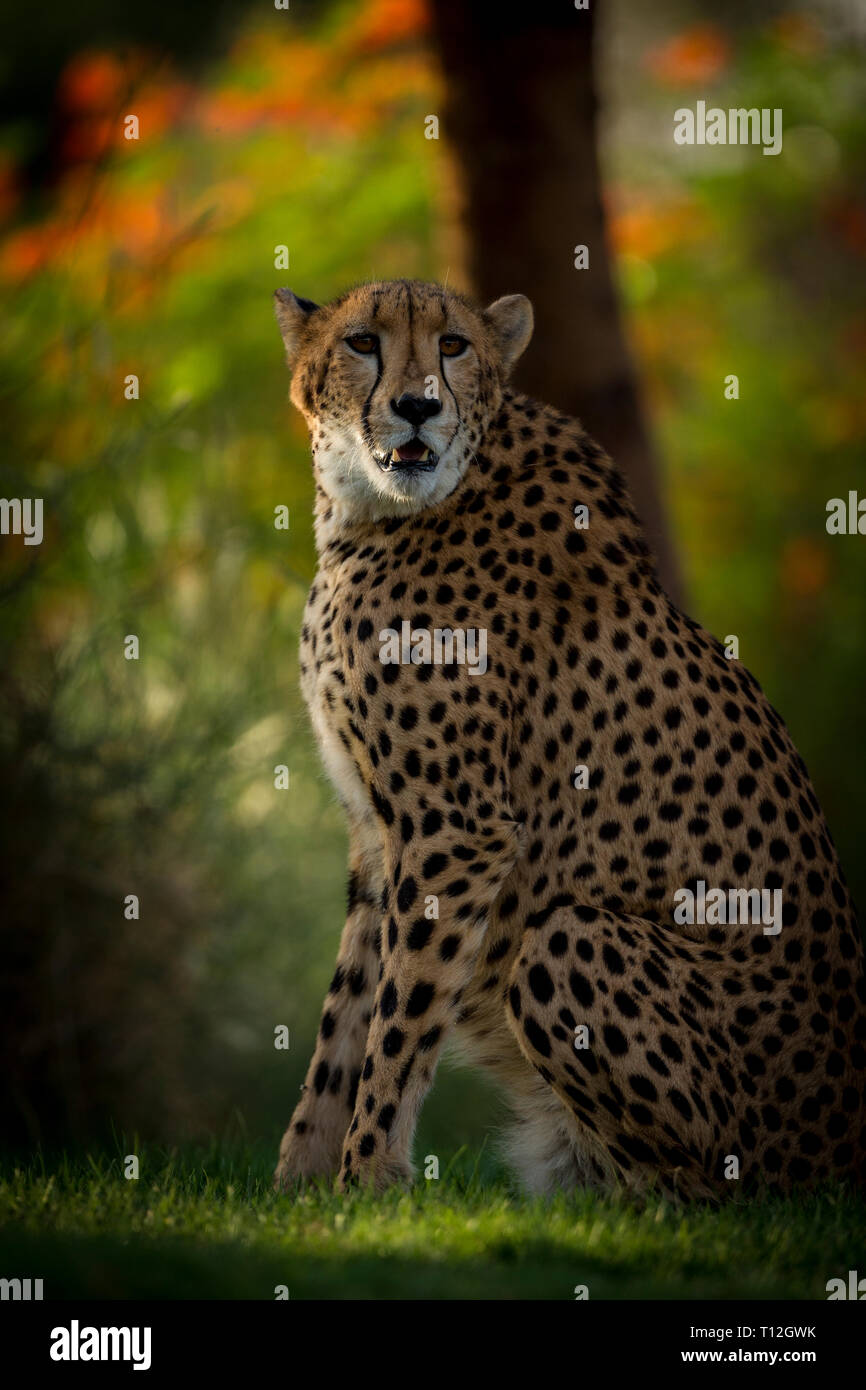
[0,1224,840,1301]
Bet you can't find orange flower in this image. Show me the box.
[59,52,127,113]
[608,196,706,261]
[645,25,731,86]
[122,83,194,144]
[116,194,165,256]
[346,0,430,53]
[1,224,62,278]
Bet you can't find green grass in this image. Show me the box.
[1,1142,863,1300]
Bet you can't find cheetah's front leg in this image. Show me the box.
[339,814,520,1191]
[274,831,381,1189]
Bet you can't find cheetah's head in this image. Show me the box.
[274,279,533,520]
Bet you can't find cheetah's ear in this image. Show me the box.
[274,289,320,366]
[484,294,534,375]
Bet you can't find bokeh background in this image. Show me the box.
[2,0,865,1162]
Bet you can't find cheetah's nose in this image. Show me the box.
[390,394,442,428]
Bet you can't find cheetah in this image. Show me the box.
[272,278,866,1200]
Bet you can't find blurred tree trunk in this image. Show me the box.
[428,0,682,601]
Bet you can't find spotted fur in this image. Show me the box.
[272,278,866,1199]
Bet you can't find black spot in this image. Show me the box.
[397,877,418,913]
[569,969,594,1007]
[313,1061,330,1095]
[407,981,435,1016]
[524,1016,552,1057]
[383,1027,405,1056]
[603,1024,628,1056]
[528,963,555,1004]
[603,943,625,975]
[407,918,434,950]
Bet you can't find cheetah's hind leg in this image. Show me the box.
[503,903,747,1201]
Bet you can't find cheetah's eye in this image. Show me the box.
[345,333,378,355]
[440,335,468,357]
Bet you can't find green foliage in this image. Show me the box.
[0,3,441,1144]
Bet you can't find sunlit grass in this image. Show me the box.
[1,1144,862,1299]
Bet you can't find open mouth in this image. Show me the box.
[378,438,438,473]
